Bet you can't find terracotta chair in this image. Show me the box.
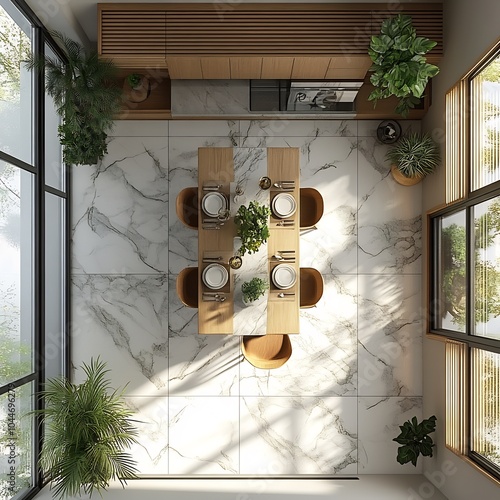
[176,187,198,229]
[176,267,198,308]
[241,334,292,369]
[299,188,324,230]
[299,267,324,308]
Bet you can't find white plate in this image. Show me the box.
[272,193,297,219]
[202,192,227,217]
[202,263,229,290]
[271,264,297,290]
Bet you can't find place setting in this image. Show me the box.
[201,189,230,230]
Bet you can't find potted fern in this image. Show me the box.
[393,415,437,466]
[235,201,270,255]
[368,14,439,117]
[386,133,440,185]
[33,358,138,499]
[27,31,121,165]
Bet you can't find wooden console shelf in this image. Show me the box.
[114,66,171,120]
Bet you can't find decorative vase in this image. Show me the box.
[123,75,151,103]
[391,164,423,186]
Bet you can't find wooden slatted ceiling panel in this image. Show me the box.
[100,10,166,55]
[99,5,443,57]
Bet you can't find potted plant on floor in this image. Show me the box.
[235,201,270,255]
[368,14,440,117]
[242,277,269,304]
[386,132,440,185]
[27,31,121,165]
[393,415,437,466]
[33,358,139,499]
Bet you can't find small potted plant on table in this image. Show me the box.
[123,73,151,103]
[242,277,269,304]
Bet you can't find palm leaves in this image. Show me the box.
[34,358,138,499]
[26,31,121,165]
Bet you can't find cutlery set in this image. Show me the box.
[273,180,295,191]
[276,219,294,227]
[272,250,296,262]
[203,292,227,302]
[202,184,222,191]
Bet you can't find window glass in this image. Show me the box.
[0,162,33,386]
[44,43,64,191]
[0,2,32,164]
[438,210,467,332]
[474,197,500,340]
[472,348,500,469]
[45,193,65,380]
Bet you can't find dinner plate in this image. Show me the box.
[271,264,297,289]
[202,192,227,217]
[272,193,297,219]
[202,263,229,290]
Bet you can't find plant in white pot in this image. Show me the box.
[386,133,440,186]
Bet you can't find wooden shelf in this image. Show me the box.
[115,66,171,120]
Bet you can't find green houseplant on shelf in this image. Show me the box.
[242,277,269,304]
[368,14,440,117]
[235,201,270,255]
[393,415,437,466]
[32,358,139,499]
[26,31,122,165]
[386,132,440,186]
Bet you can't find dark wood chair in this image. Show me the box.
[176,187,198,229]
[300,267,324,308]
[241,334,292,369]
[176,267,198,308]
[300,188,324,230]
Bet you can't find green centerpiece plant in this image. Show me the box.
[27,31,122,165]
[242,277,269,304]
[393,415,437,466]
[368,14,440,117]
[33,358,139,499]
[235,201,270,255]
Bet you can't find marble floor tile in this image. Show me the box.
[72,137,169,274]
[357,137,422,274]
[169,397,239,474]
[71,274,169,396]
[358,397,423,473]
[110,120,169,137]
[240,397,357,475]
[358,274,422,397]
[125,396,169,474]
[168,276,240,396]
[169,120,239,142]
[240,275,357,396]
[239,120,357,139]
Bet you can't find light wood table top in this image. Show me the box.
[196,147,300,335]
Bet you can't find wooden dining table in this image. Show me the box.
[197,147,300,336]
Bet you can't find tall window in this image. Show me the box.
[0,1,69,499]
[432,40,500,482]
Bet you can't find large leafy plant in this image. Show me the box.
[235,201,270,255]
[34,358,138,499]
[27,32,121,165]
[393,415,437,466]
[368,14,439,117]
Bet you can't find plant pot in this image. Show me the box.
[391,164,423,186]
[123,75,151,103]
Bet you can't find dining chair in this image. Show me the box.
[299,187,324,230]
[241,334,292,369]
[176,187,198,229]
[299,267,324,308]
[176,267,198,308]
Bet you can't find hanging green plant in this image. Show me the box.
[368,14,440,117]
[27,31,121,165]
[235,201,270,255]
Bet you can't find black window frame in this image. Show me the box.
[0,1,70,499]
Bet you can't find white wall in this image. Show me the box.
[422,0,500,498]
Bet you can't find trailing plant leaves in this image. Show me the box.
[368,14,439,117]
[235,201,270,255]
[393,415,437,467]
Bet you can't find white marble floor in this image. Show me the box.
[71,119,423,476]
